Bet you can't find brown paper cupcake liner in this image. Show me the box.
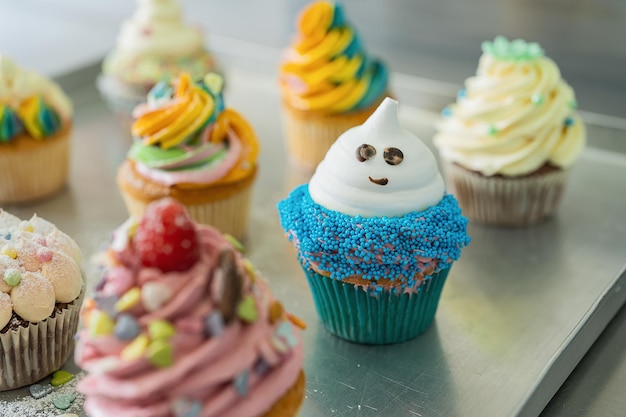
[281,97,386,172]
[120,182,253,241]
[443,161,568,226]
[0,289,84,391]
[0,127,71,204]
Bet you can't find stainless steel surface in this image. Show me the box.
[1,63,625,416]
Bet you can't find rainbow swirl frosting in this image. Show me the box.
[76,217,304,417]
[280,1,388,113]
[0,56,70,142]
[434,36,585,177]
[129,73,259,186]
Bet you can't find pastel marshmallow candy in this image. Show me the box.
[11,272,55,322]
[40,251,83,303]
[309,97,445,217]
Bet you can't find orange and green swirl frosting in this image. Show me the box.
[0,97,62,143]
[280,1,388,114]
[128,73,259,186]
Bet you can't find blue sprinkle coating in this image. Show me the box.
[277,185,470,281]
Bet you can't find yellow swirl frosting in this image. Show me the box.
[434,37,585,177]
[132,74,213,149]
[280,1,388,114]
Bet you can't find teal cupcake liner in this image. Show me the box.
[304,267,451,344]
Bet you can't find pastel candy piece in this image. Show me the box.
[0,293,12,329]
[94,294,119,317]
[276,321,299,348]
[236,295,258,323]
[29,383,53,399]
[115,287,141,312]
[224,234,245,253]
[270,334,289,354]
[36,246,53,262]
[141,281,172,312]
[254,358,269,375]
[1,245,17,259]
[243,259,256,282]
[121,334,150,361]
[40,251,83,302]
[149,320,175,340]
[51,370,74,386]
[53,393,76,410]
[89,310,115,337]
[148,339,173,368]
[18,220,34,232]
[268,300,284,324]
[234,370,249,396]
[0,257,19,293]
[204,312,224,337]
[3,268,21,286]
[172,398,202,417]
[11,272,55,322]
[115,314,141,341]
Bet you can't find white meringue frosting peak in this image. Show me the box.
[309,98,445,217]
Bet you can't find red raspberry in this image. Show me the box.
[133,199,200,272]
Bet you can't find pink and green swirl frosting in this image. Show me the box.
[280,1,388,114]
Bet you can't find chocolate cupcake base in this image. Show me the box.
[0,290,84,391]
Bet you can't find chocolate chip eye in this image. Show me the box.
[384,147,404,165]
[355,144,376,162]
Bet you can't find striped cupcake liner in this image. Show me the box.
[304,268,451,345]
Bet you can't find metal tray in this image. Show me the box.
[1,66,625,417]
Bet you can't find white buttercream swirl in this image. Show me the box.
[309,98,445,217]
[434,52,585,176]
[0,56,73,121]
[111,0,203,59]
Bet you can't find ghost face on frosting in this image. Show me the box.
[308,98,445,217]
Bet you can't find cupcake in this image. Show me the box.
[76,198,305,417]
[117,72,259,240]
[279,0,389,172]
[0,56,73,204]
[434,36,586,226]
[98,0,217,118]
[278,98,470,344]
[0,209,83,391]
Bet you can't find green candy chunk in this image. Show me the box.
[3,268,21,286]
[147,339,174,368]
[237,295,258,323]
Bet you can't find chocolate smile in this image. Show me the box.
[369,176,389,186]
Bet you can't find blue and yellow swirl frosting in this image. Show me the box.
[280,1,388,114]
[0,98,62,142]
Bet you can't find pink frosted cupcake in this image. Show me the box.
[76,199,305,417]
[0,210,83,391]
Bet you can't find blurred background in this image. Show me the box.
[1,0,624,118]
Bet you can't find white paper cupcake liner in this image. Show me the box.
[0,128,70,204]
[0,290,84,391]
[443,161,568,226]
